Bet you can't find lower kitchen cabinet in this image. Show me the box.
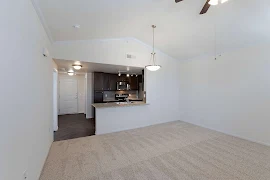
[94,91,103,103]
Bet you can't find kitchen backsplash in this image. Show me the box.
[103,90,139,101]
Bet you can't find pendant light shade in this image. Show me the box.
[145,25,161,72]
[146,65,161,71]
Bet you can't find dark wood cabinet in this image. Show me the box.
[130,76,138,90]
[138,75,143,83]
[109,74,118,91]
[94,72,104,91]
[102,73,118,91]
[94,72,118,91]
[117,75,129,82]
[94,91,103,103]
[103,73,110,91]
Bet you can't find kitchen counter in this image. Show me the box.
[127,98,143,101]
[92,101,148,108]
[103,98,143,102]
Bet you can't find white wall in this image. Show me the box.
[77,75,86,114]
[53,38,185,127]
[53,39,270,146]
[52,60,58,131]
[86,73,94,119]
[181,44,270,146]
[0,1,53,180]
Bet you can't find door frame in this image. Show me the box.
[53,68,58,131]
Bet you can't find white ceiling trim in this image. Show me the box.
[30,0,54,43]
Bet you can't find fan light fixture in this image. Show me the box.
[145,25,161,72]
[72,64,82,70]
[209,0,228,5]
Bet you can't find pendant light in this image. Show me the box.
[145,25,161,71]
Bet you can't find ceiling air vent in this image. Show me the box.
[126,53,136,59]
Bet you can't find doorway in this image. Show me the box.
[55,73,95,141]
[58,74,86,115]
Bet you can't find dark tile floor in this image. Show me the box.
[54,114,95,141]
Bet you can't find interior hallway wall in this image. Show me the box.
[0,0,54,179]
[86,73,94,119]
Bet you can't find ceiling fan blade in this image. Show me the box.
[175,0,183,3]
[200,0,211,14]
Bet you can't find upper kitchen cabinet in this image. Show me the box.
[103,73,118,91]
[109,74,118,91]
[103,73,110,91]
[138,75,143,83]
[96,73,118,91]
[118,75,129,82]
[94,72,104,91]
[130,76,138,90]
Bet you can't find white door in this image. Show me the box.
[77,76,86,114]
[59,78,78,115]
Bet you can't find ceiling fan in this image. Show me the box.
[175,0,229,14]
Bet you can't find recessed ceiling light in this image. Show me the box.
[72,64,82,70]
[67,71,75,76]
[73,24,81,29]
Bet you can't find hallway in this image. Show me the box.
[54,114,95,141]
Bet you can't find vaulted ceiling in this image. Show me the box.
[37,0,270,60]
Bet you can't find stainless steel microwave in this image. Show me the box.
[117,81,130,90]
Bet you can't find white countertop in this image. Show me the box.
[92,101,148,108]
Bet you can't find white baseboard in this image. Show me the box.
[181,120,270,147]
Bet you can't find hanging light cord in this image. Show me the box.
[214,20,217,60]
[152,25,156,65]
[152,25,155,53]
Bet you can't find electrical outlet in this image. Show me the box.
[23,170,28,180]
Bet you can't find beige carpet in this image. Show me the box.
[40,121,270,180]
